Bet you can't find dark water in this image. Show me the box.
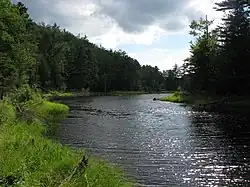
[59,94,250,186]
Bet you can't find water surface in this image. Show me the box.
[59,94,250,186]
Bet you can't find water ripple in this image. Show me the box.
[59,94,250,186]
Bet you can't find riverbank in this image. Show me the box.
[159,91,250,114]
[0,89,133,186]
[44,90,176,98]
[106,90,175,96]
[159,91,185,103]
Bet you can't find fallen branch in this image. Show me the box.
[59,155,88,187]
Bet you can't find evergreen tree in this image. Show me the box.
[215,0,250,94]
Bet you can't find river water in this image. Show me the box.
[59,94,250,186]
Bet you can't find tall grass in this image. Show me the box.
[44,91,75,99]
[160,91,185,103]
[0,123,132,187]
[109,90,175,96]
[109,91,148,96]
[35,101,69,121]
[0,101,16,124]
[0,86,133,187]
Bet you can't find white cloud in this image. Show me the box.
[128,48,190,71]
[15,0,224,69]
[18,0,223,47]
[88,0,224,48]
[125,0,224,70]
[90,25,166,49]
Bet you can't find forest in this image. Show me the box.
[0,0,181,99]
[1,0,250,97]
[0,0,250,186]
[181,0,250,97]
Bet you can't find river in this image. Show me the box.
[59,94,250,186]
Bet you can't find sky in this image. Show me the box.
[13,0,223,70]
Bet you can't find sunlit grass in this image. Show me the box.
[0,122,132,187]
[109,90,176,96]
[109,91,148,96]
[0,91,133,187]
[160,91,185,103]
[35,100,69,121]
[0,100,16,124]
[44,91,75,99]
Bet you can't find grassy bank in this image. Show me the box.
[43,90,176,98]
[108,90,175,96]
[43,91,76,99]
[159,91,250,113]
[108,91,148,96]
[159,91,225,104]
[159,91,185,103]
[0,88,133,187]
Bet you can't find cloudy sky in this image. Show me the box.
[13,0,223,70]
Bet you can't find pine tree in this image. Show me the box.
[215,0,250,94]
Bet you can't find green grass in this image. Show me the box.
[0,100,16,124]
[0,94,133,187]
[109,91,148,96]
[35,101,69,121]
[108,90,176,96]
[0,123,133,187]
[160,89,250,113]
[44,91,75,99]
[159,91,185,103]
[159,92,218,104]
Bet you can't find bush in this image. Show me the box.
[0,100,16,125]
[160,91,184,103]
[44,91,75,99]
[0,86,133,187]
[7,84,42,105]
[35,101,69,121]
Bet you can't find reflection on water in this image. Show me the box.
[59,94,250,186]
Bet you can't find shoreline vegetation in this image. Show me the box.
[159,91,185,103]
[159,91,250,113]
[0,86,133,187]
[44,90,176,99]
[108,90,175,96]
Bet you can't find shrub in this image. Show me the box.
[7,84,42,105]
[0,100,16,124]
[35,101,69,121]
[160,91,184,103]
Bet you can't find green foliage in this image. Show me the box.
[1,84,69,125]
[0,122,132,187]
[0,91,132,187]
[1,0,180,95]
[0,100,16,124]
[0,0,36,97]
[31,22,167,93]
[160,91,185,103]
[35,101,69,121]
[0,122,77,187]
[44,91,75,99]
[7,84,42,104]
[213,0,250,94]
[179,0,250,97]
[162,64,181,91]
[109,91,148,96]
[84,158,133,187]
[2,0,249,100]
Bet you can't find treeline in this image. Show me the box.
[180,0,250,96]
[0,0,180,98]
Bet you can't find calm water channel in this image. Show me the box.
[59,94,250,186]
